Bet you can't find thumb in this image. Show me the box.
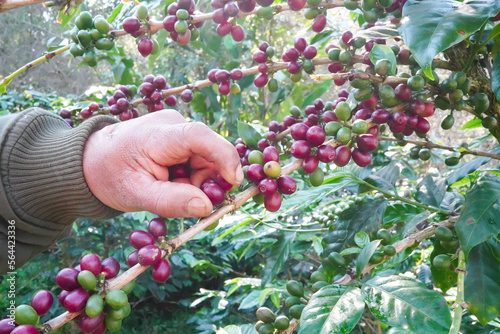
[135,181,214,218]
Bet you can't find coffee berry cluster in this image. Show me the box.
[163,0,203,46]
[69,11,115,66]
[122,5,160,57]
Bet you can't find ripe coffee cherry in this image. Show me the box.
[285,47,300,61]
[258,178,278,196]
[138,38,154,57]
[290,140,311,159]
[235,143,247,157]
[217,22,234,36]
[215,69,230,82]
[306,126,326,146]
[323,111,339,123]
[152,259,172,282]
[170,164,190,179]
[214,173,233,191]
[0,318,16,333]
[268,120,280,132]
[165,95,177,107]
[317,145,336,163]
[246,164,267,184]
[213,8,229,23]
[371,109,390,124]
[203,182,225,205]
[237,0,257,12]
[101,257,120,279]
[302,155,319,174]
[258,139,270,150]
[394,84,412,100]
[357,134,378,152]
[129,231,155,249]
[58,290,70,305]
[64,288,89,312]
[287,61,301,74]
[283,115,297,127]
[264,191,282,211]
[30,290,53,316]
[138,245,162,266]
[288,0,306,11]
[334,145,352,167]
[123,17,141,33]
[263,146,280,163]
[139,82,155,97]
[264,161,281,178]
[414,117,430,134]
[127,250,139,267]
[224,2,239,16]
[391,112,408,127]
[80,253,101,276]
[253,51,268,63]
[423,102,435,117]
[207,69,218,83]
[230,69,243,80]
[219,81,231,95]
[277,176,297,194]
[79,313,105,333]
[312,14,327,32]
[56,268,80,291]
[407,114,418,128]
[231,25,245,41]
[410,99,425,116]
[180,89,193,102]
[60,108,72,119]
[258,63,269,74]
[254,73,269,88]
[291,123,309,140]
[352,149,372,167]
[148,218,167,239]
[153,76,167,90]
[294,37,307,52]
[11,325,39,334]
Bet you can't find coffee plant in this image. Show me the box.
[1,0,500,333]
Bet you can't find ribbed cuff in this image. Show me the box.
[0,108,121,235]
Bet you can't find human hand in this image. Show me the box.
[82,110,243,218]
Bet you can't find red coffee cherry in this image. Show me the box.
[138,245,162,266]
[64,288,89,312]
[316,145,336,163]
[148,218,168,239]
[277,176,297,195]
[56,268,80,291]
[258,178,278,196]
[246,164,267,184]
[306,126,326,146]
[294,37,307,53]
[129,231,155,249]
[101,257,120,279]
[11,325,39,334]
[356,134,379,153]
[352,149,372,167]
[30,290,53,316]
[203,182,226,205]
[152,259,172,282]
[264,191,282,211]
[290,123,309,141]
[127,250,139,267]
[58,290,70,305]
[79,313,105,334]
[0,318,16,334]
[334,146,352,167]
[302,155,319,174]
[123,17,141,33]
[290,140,312,159]
[80,254,101,276]
[263,146,279,163]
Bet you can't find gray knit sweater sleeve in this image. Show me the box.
[0,108,121,275]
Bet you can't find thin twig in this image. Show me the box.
[0,0,49,12]
[379,136,500,160]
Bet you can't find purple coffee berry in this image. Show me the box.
[138,245,162,266]
[100,257,120,279]
[316,145,336,163]
[277,176,297,194]
[290,140,311,159]
[152,259,172,282]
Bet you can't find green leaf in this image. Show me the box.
[400,0,500,70]
[465,239,500,325]
[445,155,492,185]
[455,177,500,258]
[356,240,381,279]
[300,81,332,110]
[354,231,370,248]
[261,232,296,286]
[326,199,387,252]
[383,203,423,228]
[107,3,124,23]
[237,121,262,148]
[461,117,483,130]
[218,325,242,334]
[430,240,457,293]
[492,53,500,103]
[370,43,397,75]
[415,175,446,208]
[298,285,364,334]
[239,289,261,310]
[359,161,400,194]
[270,291,280,309]
[362,275,452,334]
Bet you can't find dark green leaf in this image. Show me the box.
[261,232,296,286]
[362,275,452,333]
[383,203,423,228]
[299,285,364,334]
[465,239,500,325]
[400,0,500,69]
[356,240,381,279]
[415,175,446,208]
[370,44,397,75]
[327,199,387,252]
[455,177,500,258]
[237,121,262,148]
[359,161,400,194]
[492,54,500,103]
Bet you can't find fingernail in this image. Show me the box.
[235,165,244,184]
[187,197,208,215]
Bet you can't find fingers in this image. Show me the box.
[178,122,244,186]
[136,180,214,218]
